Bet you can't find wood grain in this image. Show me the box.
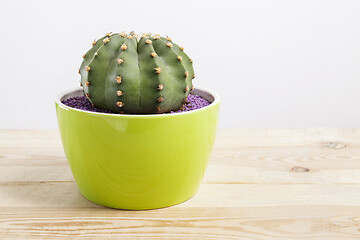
[1,206,360,240]
[1,129,360,239]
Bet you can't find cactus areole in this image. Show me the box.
[79,32,195,114]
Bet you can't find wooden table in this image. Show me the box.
[1,129,360,239]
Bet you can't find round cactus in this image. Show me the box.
[79,32,195,114]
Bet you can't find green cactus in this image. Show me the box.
[79,32,195,114]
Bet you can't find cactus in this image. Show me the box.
[79,32,195,114]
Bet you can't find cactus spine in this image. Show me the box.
[79,32,194,114]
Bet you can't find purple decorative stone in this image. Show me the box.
[61,96,112,113]
[61,94,210,114]
[170,94,211,113]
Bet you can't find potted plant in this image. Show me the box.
[55,32,220,210]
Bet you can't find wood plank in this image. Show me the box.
[1,129,360,184]
[3,128,360,150]
[2,129,360,239]
[1,206,360,239]
[1,182,360,208]
[214,128,360,148]
[0,130,64,167]
[3,164,360,185]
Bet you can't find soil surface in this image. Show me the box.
[61,94,211,114]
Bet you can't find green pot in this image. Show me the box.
[55,87,220,210]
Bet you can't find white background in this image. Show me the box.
[0,0,359,128]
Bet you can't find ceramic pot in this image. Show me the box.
[55,87,220,209]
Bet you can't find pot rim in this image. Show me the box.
[55,86,220,118]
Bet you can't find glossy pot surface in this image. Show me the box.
[55,87,220,209]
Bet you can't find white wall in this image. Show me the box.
[0,0,359,128]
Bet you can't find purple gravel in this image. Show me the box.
[61,96,113,113]
[170,94,211,113]
[61,94,210,114]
